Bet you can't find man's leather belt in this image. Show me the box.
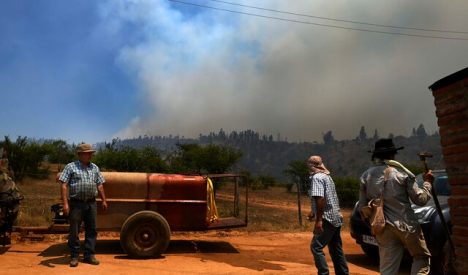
[70,198,96,203]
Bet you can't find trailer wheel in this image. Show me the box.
[120,210,171,258]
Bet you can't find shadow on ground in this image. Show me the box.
[346,252,411,274]
[346,253,379,273]
[36,239,293,272]
[38,239,240,267]
[39,239,239,257]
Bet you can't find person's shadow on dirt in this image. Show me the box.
[39,256,70,267]
[38,242,69,267]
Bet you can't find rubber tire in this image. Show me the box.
[120,210,171,258]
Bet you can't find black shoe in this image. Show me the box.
[83,256,100,265]
[69,258,79,267]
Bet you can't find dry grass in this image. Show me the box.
[15,174,61,226]
[214,184,352,232]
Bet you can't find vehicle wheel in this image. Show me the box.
[431,241,456,275]
[361,243,379,262]
[120,210,171,258]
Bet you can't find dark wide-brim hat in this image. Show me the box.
[368,138,404,154]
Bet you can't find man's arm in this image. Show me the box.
[61,182,69,216]
[313,196,325,234]
[310,175,325,234]
[307,207,315,221]
[97,184,108,211]
[357,175,369,220]
[407,171,433,206]
[357,175,367,209]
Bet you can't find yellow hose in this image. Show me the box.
[206,178,219,223]
[385,160,415,178]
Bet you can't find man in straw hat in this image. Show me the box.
[308,155,349,275]
[358,138,434,274]
[59,143,107,267]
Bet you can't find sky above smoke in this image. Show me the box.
[1,0,468,143]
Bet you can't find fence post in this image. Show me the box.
[296,177,302,226]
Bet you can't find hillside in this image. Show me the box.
[99,127,443,180]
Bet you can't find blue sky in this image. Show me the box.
[1,0,468,143]
[0,1,141,143]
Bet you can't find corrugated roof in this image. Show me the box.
[429,66,468,91]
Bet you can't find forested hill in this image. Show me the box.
[101,126,443,180]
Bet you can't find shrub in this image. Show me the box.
[333,176,360,208]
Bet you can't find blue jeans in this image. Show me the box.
[68,200,97,259]
[311,220,349,275]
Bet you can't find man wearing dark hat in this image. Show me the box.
[358,139,434,275]
[308,155,349,275]
[59,143,107,267]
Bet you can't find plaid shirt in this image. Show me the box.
[59,161,105,200]
[309,173,343,227]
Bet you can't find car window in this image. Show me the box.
[434,174,450,196]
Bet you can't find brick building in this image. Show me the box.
[429,67,468,274]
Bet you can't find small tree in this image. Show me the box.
[0,136,49,180]
[333,177,360,207]
[169,144,242,174]
[323,131,335,145]
[42,140,75,167]
[284,159,309,194]
[373,129,379,140]
[416,124,428,139]
[93,145,168,173]
[358,126,367,141]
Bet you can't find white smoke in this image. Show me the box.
[102,0,468,141]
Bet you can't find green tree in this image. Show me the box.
[250,174,276,190]
[332,176,360,208]
[169,144,242,174]
[323,131,335,145]
[284,159,309,193]
[416,124,428,139]
[373,129,379,140]
[0,136,49,180]
[358,126,367,141]
[93,146,168,173]
[42,140,75,165]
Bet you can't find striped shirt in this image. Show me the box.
[309,173,343,227]
[59,161,105,200]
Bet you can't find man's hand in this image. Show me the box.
[314,220,323,235]
[423,170,435,184]
[101,200,108,212]
[97,184,107,211]
[63,203,70,216]
[307,212,315,222]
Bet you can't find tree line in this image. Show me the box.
[0,136,243,181]
[1,123,439,207]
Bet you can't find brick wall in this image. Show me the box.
[430,67,468,274]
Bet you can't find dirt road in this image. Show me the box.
[0,230,412,275]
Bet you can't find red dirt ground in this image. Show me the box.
[0,229,413,275]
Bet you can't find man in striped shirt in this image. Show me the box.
[308,155,349,275]
[59,143,107,267]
